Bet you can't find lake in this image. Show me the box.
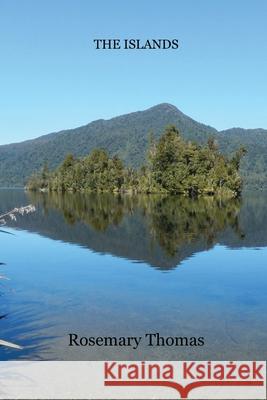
[0,189,267,360]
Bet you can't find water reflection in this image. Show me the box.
[0,190,267,360]
[15,191,244,269]
[1,190,267,268]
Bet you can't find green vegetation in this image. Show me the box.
[27,125,245,197]
[0,104,265,189]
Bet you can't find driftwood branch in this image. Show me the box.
[0,339,23,349]
[0,204,36,225]
[0,204,36,350]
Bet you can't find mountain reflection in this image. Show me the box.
[9,191,243,269]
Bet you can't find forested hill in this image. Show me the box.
[0,103,266,188]
[218,128,267,189]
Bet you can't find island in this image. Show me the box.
[27,125,246,198]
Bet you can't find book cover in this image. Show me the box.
[0,1,266,399]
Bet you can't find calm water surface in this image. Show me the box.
[0,189,266,360]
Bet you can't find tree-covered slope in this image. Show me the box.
[218,128,267,190]
[0,104,216,186]
[0,103,266,188]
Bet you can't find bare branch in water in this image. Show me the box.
[0,205,35,349]
[0,339,23,349]
[0,205,36,225]
[0,275,9,280]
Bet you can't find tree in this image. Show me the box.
[27,125,245,198]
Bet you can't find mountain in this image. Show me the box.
[218,128,267,189]
[0,103,266,188]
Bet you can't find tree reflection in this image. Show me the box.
[29,192,242,259]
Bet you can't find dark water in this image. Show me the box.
[0,189,266,360]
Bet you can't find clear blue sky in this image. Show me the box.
[0,0,267,144]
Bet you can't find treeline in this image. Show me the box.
[27,125,246,197]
